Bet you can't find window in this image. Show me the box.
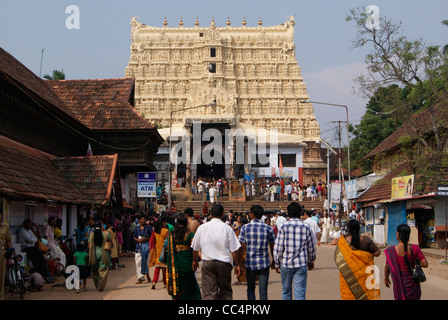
[279,154,296,167]
[208,63,216,73]
[210,47,216,57]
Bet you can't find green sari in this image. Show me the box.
[166,225,201,300]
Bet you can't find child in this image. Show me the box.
[73,243,89,293]
[29,268,45,291]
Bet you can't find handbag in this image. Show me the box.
[159,242,168,264]
[36,239,49,253]
[410,245,426,283]
[104,240,112,252]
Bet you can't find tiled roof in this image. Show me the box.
[357,162,413,204]
[52,154,119,205]
[46,78,156,131]
[0,134,121,206]
[0,135,88,204]
[0,47,80,121]
[364,105,447,159]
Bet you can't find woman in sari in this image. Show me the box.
[166,213,201,300]
[149,216,169,289]
[384,224,428,300]
[334,219,381,300]
[88,222,113,292]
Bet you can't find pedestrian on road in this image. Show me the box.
[73,243,89,293]
[384,224,428,300]
[191,204,242,300]
[302,210,321,270]
[106,224,119,269]
[320,213,331,244]
[166,213,202,300]
[273,202,316,300]
[88,222,113,292]
[133,215,153,284]
[238,205,275,300]
[149,216,169,289]
[334,219,381,300]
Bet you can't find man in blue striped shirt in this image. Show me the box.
[273,202,316,300]
[238,205,275,300]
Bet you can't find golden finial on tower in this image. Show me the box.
[242,17,247,26]
[258,17,263,26]
[195,17,199,27]
[226,17,231,26]
[179,17,184,27]
[163,17,168,27]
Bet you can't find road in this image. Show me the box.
[6,244,448,301]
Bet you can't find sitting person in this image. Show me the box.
[29,268,45,291]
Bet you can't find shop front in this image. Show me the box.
[406,197,436,248]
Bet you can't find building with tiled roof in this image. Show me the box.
[53,155,121,206]
[0,46,163,245]
[356,104,448,248]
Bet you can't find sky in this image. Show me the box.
[1,0,447,147]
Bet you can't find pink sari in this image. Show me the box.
[384,245,422,300]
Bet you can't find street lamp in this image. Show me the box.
[301,100,350,229]
[300,100,351,180]
[167,101,217,211]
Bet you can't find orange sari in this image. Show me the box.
[149,228,169,268]
[334,236,381,300]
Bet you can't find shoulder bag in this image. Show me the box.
[410,245,426,283]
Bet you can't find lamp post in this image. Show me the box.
[301,100,350,229]
[300,100,351,180]
[168,101,217,211]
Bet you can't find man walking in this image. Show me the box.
[238,205,275,300]
[191,204,242,300]
[273,202,316,300]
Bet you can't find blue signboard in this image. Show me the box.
[137,172,157,198]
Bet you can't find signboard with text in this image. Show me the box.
[345,179,358,200]
[137,172,157,198]
[437,185,448,197]
[391,174,414,199]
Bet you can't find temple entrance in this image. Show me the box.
[192,122,230,180]
[196,153,226,179]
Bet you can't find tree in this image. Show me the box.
[346,8,448,188]
[443,20,448,55]
[348,85,412,173]
[43,69,65,80]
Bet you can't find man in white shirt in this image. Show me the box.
[197,178,205,201]
[192,204,241,300]
[302,210,321,247]
[302,210,321,271]
[209,185,216,204]
[275,211,287,229]
[286,183,293,201]
[43,217,66,269]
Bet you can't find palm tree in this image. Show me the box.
[43,69,65,80]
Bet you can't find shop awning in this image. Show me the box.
[379,193,437,208]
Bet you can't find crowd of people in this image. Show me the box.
[192,176,327,202]
[0,202,429,300]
